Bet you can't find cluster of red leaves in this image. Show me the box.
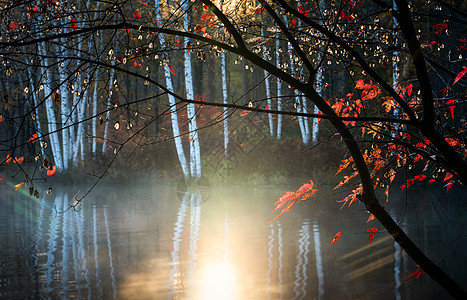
[297,5,310,17]
[355,79,381,100]
[9,22,19,31]
[270,180,317,222]
[400,174,427,190]
[5,154,24,165]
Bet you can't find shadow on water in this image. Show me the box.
[0,183,466,299]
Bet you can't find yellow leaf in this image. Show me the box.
[15,182,25,191]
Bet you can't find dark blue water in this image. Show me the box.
[0,182,465,299]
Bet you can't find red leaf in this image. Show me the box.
[265,104,270,110]
[140,1,148,5]
[255,7,265,15]
[169,65,175,76]
[443,172,453,182]
[47,165,57,176]
[330,231,343,246]
[174,39,180,47]
[433,23,448,35]
[405,268,423,282]
[367,228,378,243]
[453,67,467,85]
[406,84,413,97]
[290,20,296,28]
[445,99,456,119]
[240,110,251,116]
[0,115,4,123]
[70,17,77,31]
[445,180,455,192]
[27,134,38,143]
[9,22,19,31]
[133,13,141,19]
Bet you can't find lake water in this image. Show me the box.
[0,182,465,299]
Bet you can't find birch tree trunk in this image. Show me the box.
[312,0,325,143]
[27,68,46,159]
[283,15,309,145]
[39,43,64,171]
[155,0,189,178]
[221,52,229,158]
[276,36,283,140]
[102,59,115,154]
[261,22,274,137]
[58,57,71,169]
[92,72,99,157]
[183,1,201,178]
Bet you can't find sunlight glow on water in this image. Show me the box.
[196,261,237,300]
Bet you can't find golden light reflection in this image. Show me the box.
[196,261,237,300]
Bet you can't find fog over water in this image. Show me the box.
[1,183,465,299]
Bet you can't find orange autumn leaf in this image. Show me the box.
[47,165,57,176]
[270,180,317,222]
[15,182,25,191]
[5,154,12,164]
[14,156,24,164]
[367,214,375,222]
[333,171,358,189]
[405,268,423,282]
[367,228,378,243]
[330,231,343,246]
[335,156,353,175]
[27,134,38,143]
[337,184,362,207]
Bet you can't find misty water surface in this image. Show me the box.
[0,182,466,299]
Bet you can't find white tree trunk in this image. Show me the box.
[27,68,46,158]
[92,74,99,156]
[183,1,201,178]
[283,15,309,145]
[40,43,64,171]
[102,65,115,154]
[221,51,229,157]
[155,2,189,178]
[261,24,274,137]
[276,37,283,140]
[72,72,87,164]
[58,57,71,170]
[312,0,326,143]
